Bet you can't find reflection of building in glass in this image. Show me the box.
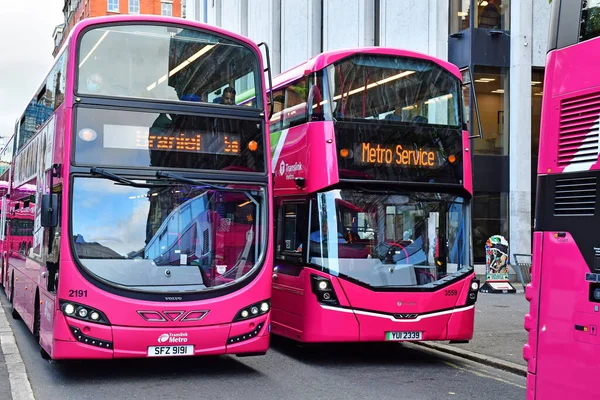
[18,101,54,149]
[52,0,183,56]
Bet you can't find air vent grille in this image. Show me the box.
[554,176,597,216]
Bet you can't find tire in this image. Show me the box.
[33,293,40,343]
[10,277,20,320]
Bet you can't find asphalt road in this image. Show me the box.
[2,291,526,400]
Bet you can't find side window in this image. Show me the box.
[269,89,285,132]
[581,1,600,42]
[276,203,308,261]
[282,79,308,129]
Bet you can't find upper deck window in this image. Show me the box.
[580,0,600,42]
[77,24,263,109]
[324,54,461,127]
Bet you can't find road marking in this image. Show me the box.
[0,305,35,400]
[443,361,526,389]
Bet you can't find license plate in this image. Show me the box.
[386,331,422,341]
[147,345,194,357]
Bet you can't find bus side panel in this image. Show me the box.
[39,291,55,356]
[534,232,598,398]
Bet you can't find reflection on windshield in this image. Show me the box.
[72,178,264,293]
[324,54,460,125]
[308,190,469,288]
[77,25,262,108]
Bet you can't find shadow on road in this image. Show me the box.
[270,335,443,368]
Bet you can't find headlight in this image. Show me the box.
[233,300,271,322]
[64,304,75,315]
[471,282,479,291]
[59,300,110,325]
[310,275,339,305]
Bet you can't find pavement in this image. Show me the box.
[418,284,529,376]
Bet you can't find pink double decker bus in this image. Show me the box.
[4,15,274,360]
[524,0,600,397]
[267,48,480,343]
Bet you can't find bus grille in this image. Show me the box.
[203,229,209,254]
[558,93,600,167]
[554,176,597,216]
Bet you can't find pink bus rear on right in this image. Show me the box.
[526,1,600,398]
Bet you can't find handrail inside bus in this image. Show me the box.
[257,42,274,120]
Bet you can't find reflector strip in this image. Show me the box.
[319,304,475,322]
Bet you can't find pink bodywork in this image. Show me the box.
[5,15,273,359]
[538,40,600,175]
[525,38,600,398]
[270,48,474,343]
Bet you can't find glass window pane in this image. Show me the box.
[325,54,461,126]
[162,2,173,16]
[474,0,509,30]
[450,0,471,34]
[472,192,509,263]
[72,178,265,292]
[129,0,140,13]
[580,0,600,42]
[108,0,119,12]
[472,66,509,156]
[77,25,263,109]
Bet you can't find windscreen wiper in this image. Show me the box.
[90,167,160,188]
[155,171,232,191]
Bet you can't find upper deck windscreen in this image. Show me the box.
[320,54,464,185]
[323,54,461,126]
[77,24,262,108]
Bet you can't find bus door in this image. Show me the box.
[272,202,308,336]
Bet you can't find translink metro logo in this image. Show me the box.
[157,332,188,343]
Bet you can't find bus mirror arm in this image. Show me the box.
[459,67,483,140]
[41,194,59,228]
[468,80,483,140]
[257,42,274,120]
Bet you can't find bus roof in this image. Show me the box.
[272,47,462,90]
[68,15,263,55]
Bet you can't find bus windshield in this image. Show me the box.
[323,54,461,126]
[308,189,470,288]
[77,24,262,108]
[71,177,265,293]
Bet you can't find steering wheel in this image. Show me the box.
[386,243,410,264]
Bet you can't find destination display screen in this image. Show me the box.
[356,142,440,168]
[334,122,463,185]
[103,125,241,155]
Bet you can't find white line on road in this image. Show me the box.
[0,305,34,400]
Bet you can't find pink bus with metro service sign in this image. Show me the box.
[3,15,274,360]
[524,0,600,398]
[267,47,481,344]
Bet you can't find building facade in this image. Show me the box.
[53,0,183,56]
[184,0,550,269]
